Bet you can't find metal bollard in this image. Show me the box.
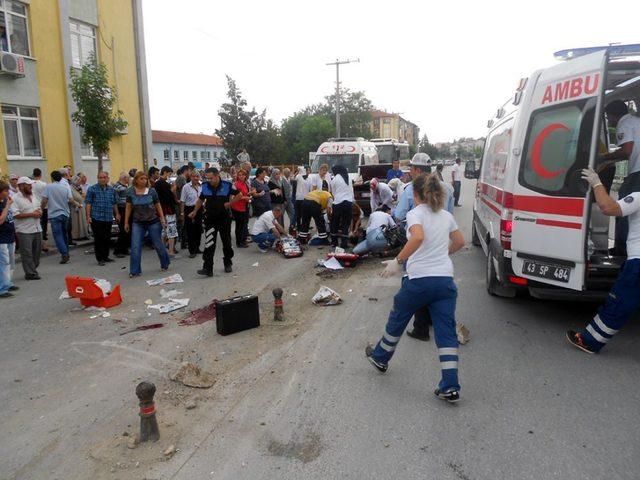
[136,381,160,442]
[272,287,284,322]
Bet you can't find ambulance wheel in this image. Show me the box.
[471,220,481,247]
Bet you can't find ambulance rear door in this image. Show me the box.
[510,50,607,291]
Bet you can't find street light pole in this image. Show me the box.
[326,58,359,138]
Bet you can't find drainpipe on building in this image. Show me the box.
[132,0,152,172]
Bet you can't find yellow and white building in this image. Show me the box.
[0,0,152,179]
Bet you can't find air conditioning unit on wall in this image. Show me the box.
[0,52,25,77]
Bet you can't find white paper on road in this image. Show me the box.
[148,298,190,314]
[252,262,259,267]
[146,274,184,286]
[322,257,344,270]
[94,279,112,295]
[59,290,71,300]
[160,289,183,298]
[312,286,342,306]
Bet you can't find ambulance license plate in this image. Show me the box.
[522,260,571,283]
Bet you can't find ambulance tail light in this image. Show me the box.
[508,275,528,286]
[500,210,513,250]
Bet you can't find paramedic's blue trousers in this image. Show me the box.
[372,276,460,391]
[581,259,640,351]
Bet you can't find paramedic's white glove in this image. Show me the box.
[380,259,402,278]
[581,168,602,189]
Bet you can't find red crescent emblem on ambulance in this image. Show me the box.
[531,123,569,179]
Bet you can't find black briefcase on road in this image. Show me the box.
[215,294,260,335]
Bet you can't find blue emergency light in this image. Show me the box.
[554,44,640,61]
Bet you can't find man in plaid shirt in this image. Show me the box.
[85,172,120,266]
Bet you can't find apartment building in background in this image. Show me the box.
[152,130,226,169]
[0,0,152,180]
[370,110,419,145]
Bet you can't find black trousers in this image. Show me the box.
[232,209,248,246]
[295,200,304,232]
[114,205,130,254]
[184,205,202,254]
[412,306,433,334]
[40,208,48,241]
[330,201,353,248]
[91,219,112,262]
[453,181,462,206]
[202,216,234,272]
[299,199,326,242]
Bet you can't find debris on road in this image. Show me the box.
[290,293,298,297]
[179,300,217,326]
[146,274,184,286]
[252,262,259,267]
[457,324,471,344]
[59,290,71,300]
[321,257,344,270]
[312,286,342,306]
[148,298,190,314]
[159,289,182,298]
[119,323,164,336]
[169,362,215,388]
[163,444,176,457]
[65,276,123,309]
[368,297,378,302]
[127,436,138,449]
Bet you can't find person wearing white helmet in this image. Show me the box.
[394,153,432,221]
[369,177,394,213]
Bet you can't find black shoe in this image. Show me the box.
[224,264,233,273]
[26,274,41,280]
[98,261,106,266]
[8,286,19,291]
[197,269,213,277]
[60,255,70,264]
[365,344,388,373]
[0,292,13,298]
[566,330,597,354]
[104,258,114,263]
[188,253,197,258]
[114,253,126,258]
[434,388,460,403]
[407,328,430,341]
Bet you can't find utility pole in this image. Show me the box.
[326,58,359,138]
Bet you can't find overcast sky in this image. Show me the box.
[142,0,637,143]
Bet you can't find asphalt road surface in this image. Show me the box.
[2,173,639,480]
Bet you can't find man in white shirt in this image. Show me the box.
[369,178,394,213]
[11,177,43,280]
[599,101,640,255]
[251,206,286,253]
[352,209,396,255]
[31,168,49,248]
[451,157,462,207]
[568,168,640,354]
[236,148,250,165]
[180,171,203,258]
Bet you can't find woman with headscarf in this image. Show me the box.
[329,165,354,249]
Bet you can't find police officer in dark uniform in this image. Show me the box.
[188,167,240,276]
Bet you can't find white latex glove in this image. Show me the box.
[380,259,402,278]
[581,168,602,188]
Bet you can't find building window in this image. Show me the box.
[69,20,96,69]
[206,151,211,161]
[192,151,197,162]
[163,149,170,163]
[183,150,188,162]
[173,150,179,163]
[0,1,30,56]
[79,127,96,158]
[2,105,41,158]
[213,151,217,159]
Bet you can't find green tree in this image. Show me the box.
[307,89,373,138]
[281,114,334,164]
[418,134,439,160]
[69,52,127,173]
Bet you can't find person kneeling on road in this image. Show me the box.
[366,174,466,403]
[298,189,333,245]
[567,168,640,354]
[352,206,396,256]
[251,206,286,252]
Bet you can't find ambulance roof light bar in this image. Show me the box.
[554,44,640,61]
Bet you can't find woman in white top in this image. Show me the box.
[309,164,331,192]
[366,174,466,403]
[294,166,310,233]
[329,165,354,249]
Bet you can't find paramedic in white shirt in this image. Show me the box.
[352,208,396,256]
[365,174,466,403]
[369,178,394,213]
[294,166,310,233]
[451,157,462,207]
[329,165,354,249]
[251,205,286,253]
[309,164,331,192]
[598,100,640,255]
[567,167,640,354]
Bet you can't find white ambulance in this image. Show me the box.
[311,137,379,181]
[472,44,640,300]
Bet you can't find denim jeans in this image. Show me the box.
[252,232,276,250]
[130,221,170,275]
[353,227,388,255]
[372,276,460,392]
[50,215,69,256]
[0,242,15,294]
